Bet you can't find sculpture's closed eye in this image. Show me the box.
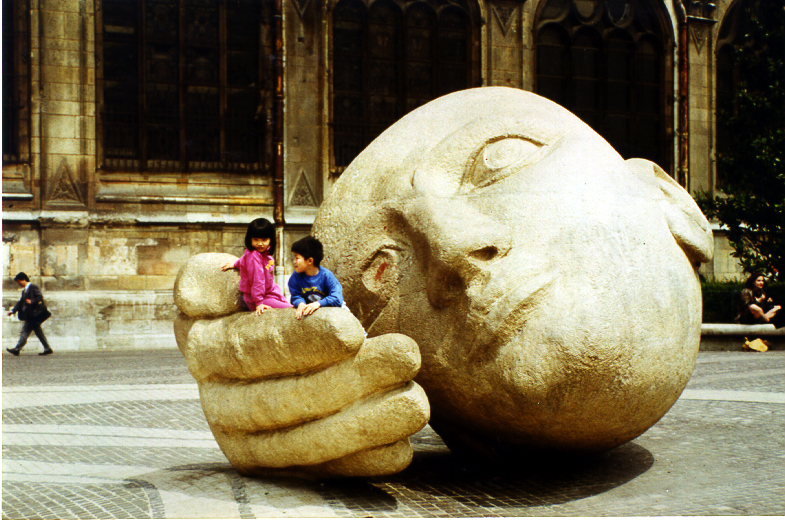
[464,137,542,189]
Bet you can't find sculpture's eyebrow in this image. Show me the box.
[477,114,567,145]
[460,134,562,191]
[412,114,570,194]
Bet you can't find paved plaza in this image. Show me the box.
[2,347,784,518]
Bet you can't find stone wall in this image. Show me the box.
[3,290,176,351]
[2,218,313,351]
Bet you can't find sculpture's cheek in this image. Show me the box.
[479,258,700,446]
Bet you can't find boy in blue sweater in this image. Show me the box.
[288,235,344,320]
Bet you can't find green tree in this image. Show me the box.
[696,0,785,279]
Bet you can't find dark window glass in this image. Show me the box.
[332,0,475,168]
[437,7,468,96]
[535,0,670,170]
[3,0,18,159]
[537,25,569,107]
[3,0,30,163]
[571,29,601,129]
[101,0,266,172]
[714,0,767,188]
[405,3,434,111]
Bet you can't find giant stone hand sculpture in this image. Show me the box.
[174,253,430,478]
[313,87,713,458]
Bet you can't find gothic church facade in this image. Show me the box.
[2,0,751,349]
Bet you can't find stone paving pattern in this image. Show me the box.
[3,349,784,518]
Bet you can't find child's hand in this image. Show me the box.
[255,304,272,316]
[295,301,320,319]
[221,261,236,271]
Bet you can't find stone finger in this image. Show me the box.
[174,253,245,319]
[182,308,366,381]
[199,333,421,431]
[173,314,196,354]
[237,440,414,479]
[211,381,430,470]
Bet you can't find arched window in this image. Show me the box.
[537,25,570,107]
[332,0,478,169]
[99,0,270,173]
[715,0,754,188]
[2,0,30,164]
[535,0,672,170]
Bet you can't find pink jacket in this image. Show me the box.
[234,249,290,309]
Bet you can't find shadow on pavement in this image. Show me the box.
[310,441,654,513]
[378,441,654,508]
[128,441,652,515]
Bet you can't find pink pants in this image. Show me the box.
[243,294,293,311]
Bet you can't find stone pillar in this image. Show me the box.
[284,0,324,227]
[686,2,717,195]
[36,0,95,212]
[484,0,526,88]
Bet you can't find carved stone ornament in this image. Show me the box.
[291,0,312,20]
[47,161,85,206]
[290,170,317,207]
[690,24,708,55]
[492,2,517,37]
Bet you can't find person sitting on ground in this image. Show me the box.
[221,218,292,315]
[736,272,782,327]
[288,235,344,320]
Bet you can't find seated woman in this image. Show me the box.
[736,272,782,327]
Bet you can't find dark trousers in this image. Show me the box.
[15,320,51,351]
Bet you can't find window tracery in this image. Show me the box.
[332,0,478,169]
[535,0,671,169]
[99,0,269,173]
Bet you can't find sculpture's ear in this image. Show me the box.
[627,158,714,266]
[337,207,415,334]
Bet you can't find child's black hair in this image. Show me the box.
[244,218,276,255]
[291,235,324,267]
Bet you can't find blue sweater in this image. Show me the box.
[288,267,344,308]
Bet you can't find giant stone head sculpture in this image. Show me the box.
[314,87,713,457]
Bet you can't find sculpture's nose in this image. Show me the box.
[405,196,512,308]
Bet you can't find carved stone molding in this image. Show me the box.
[47,160,86,208]
[290,170,317,207]
[292,0,312,20]
[690,24,708,55]
[491,2,517,38]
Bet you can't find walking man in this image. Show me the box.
[7,272,53,356]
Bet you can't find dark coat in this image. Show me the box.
[11,283,47,322]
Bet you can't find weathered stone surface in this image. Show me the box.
[313,87,714,457]
[173,253,245,319]
[174,255,429,478]
[211,381,429,471]
[196,333,421,431]
[180,308,366,381]
[238,440,415,479]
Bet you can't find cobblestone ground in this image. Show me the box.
[3,349,784,518]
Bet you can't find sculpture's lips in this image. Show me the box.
[466,270,558,361]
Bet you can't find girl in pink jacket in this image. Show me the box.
[222,218,292,314]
